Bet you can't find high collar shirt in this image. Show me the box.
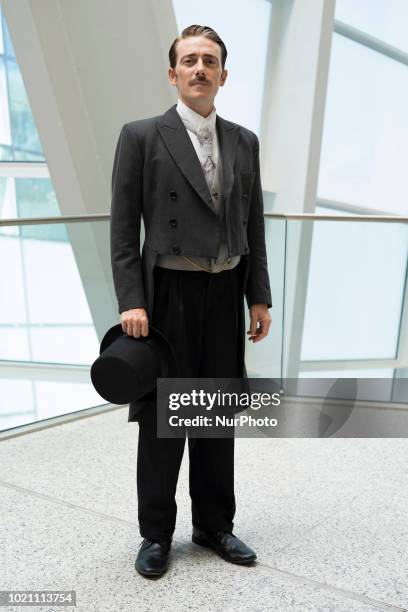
[176,97,219,168]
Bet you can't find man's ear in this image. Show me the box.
[220,68,228,87]
[168,67,177,86]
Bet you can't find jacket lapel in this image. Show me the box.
[157,104,239,215]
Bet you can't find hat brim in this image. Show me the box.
[99,323,178,378]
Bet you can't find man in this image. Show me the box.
[110,25,272,578]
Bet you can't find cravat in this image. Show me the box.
[196,126,217,190]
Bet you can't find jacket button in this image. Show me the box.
[172,245,181,254]
[243,220,247,225]
[169,190,177,200]
[243,194,248,200]
[169,218,177,227]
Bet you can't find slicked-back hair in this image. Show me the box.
[169,24,227,70]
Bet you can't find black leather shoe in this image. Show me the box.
[135,538,172,577]
[192,528,257,564]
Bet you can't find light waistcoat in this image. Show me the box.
[155,98,240,273]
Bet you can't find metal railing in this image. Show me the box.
[1,212,408,227]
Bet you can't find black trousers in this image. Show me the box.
[137,264,244,540]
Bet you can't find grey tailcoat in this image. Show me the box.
[110,104,272,421]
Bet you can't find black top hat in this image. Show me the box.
[90,324,178,405]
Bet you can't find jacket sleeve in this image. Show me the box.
[110,123,146,314]
[244,133,273,309]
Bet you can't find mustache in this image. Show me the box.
[191,79,209,85]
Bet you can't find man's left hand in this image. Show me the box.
[247,304,272,343]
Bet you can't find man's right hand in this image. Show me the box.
[120,308,149,338]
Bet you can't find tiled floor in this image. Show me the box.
[1,408,407,612]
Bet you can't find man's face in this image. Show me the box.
[168,36,227,108]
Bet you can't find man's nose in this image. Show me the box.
[195,58,205,74]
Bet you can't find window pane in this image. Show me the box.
[0,10,4,55]
[1,9,15,58]
[16,178,59,218]
[0,379,104,431]
[0,223,102,366]
[172,0,271,135]
[6,59,45,160]
[0,178,62,237]
[0,236,26,323]
[0,177,18,223]
[0,57,11,148]
[298,214,407,361]
[336,0,408,53]
[317,34,408,213]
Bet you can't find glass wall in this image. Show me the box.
[295,218,407,362]
[335,0,408,53]
[0,5,60,221]
[303,3,408,380]
[1,2,407,434]
[0,8,105,432]
[317,1,408,215]
[0,8,44,162]
[0,219,111,431]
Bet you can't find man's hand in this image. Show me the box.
[120,307,149,338]
[247,304,271,343]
